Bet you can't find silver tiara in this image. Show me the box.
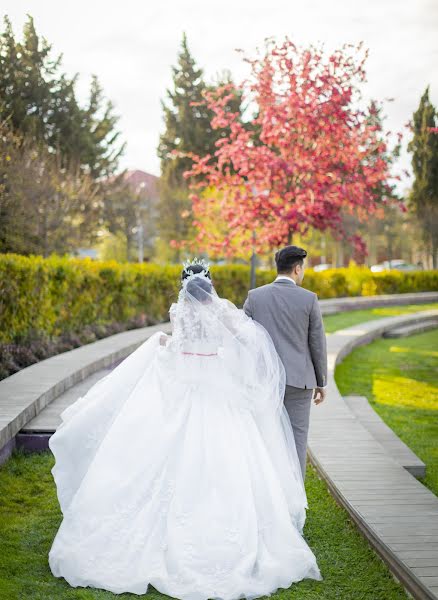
[181,257,211,289]
[182,257,210,276]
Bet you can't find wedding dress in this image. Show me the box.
[48,270,322,600]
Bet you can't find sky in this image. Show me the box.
[2,1,437,193]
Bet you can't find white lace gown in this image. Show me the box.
[48,290,323,600]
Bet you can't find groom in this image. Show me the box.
[243,245,327,481]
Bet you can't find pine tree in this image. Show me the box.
[0,16,57,140]
[101,174,141,262]
[0,15,125,256]
[157,33,242,259]
[159,33,212,186]
[407,87,438,268]
[0,15,124,178]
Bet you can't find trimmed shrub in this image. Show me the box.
[0,253,437,345]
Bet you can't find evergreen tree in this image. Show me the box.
[407,86,438,268]
[101,174,147,262]
[159,33,211,186]
[0,15,125,256]
[157,33,242,258]
[0,15,124,178]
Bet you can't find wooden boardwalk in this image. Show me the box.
[22,364,119,433]
[308,310,438,600]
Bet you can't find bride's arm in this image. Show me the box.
[160,302,179,347]
[159,334,169,346]
[217,298,254,341]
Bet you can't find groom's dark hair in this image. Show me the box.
[275,245,307,274]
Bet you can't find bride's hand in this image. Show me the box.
[159,334,169,346]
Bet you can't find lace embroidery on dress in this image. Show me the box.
[168,295,224,356]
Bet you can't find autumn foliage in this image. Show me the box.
[174,39,401,257]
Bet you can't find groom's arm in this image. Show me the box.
[243,292,253,318]
[308,294,327,388]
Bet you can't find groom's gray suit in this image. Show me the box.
[243,277,327,480]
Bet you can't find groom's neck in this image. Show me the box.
[278,272,299,285]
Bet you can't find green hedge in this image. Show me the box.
[1,254,437,344]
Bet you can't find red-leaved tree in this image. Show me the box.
[174,38,402,257]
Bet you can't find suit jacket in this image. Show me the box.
[243,279,327,389]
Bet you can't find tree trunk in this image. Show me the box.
[368,233,377,266]
[433,236,437,270]
[337,241,345,268]
[42,210,49,258]
[125,226,132,262]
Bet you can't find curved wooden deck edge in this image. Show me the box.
[308,447,433,600]
[0,323,172,460]
[319,291,438,315]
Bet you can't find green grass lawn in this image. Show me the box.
[323,302,438,333]
[0,449,409,600]
[336,328,438,497]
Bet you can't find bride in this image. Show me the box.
[48,258,323,599]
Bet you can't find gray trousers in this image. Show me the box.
[283,385,313,481]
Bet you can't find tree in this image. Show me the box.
[179,39,401,257]
[157,33,243,258]
[101,174,139,261]
[407,86,438,268]
[158,34,242,186]
[0,120,101,256]
[0,15,126,258]
[0,15,124,178]
[100,171,158,262]
[0,125,31,254]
